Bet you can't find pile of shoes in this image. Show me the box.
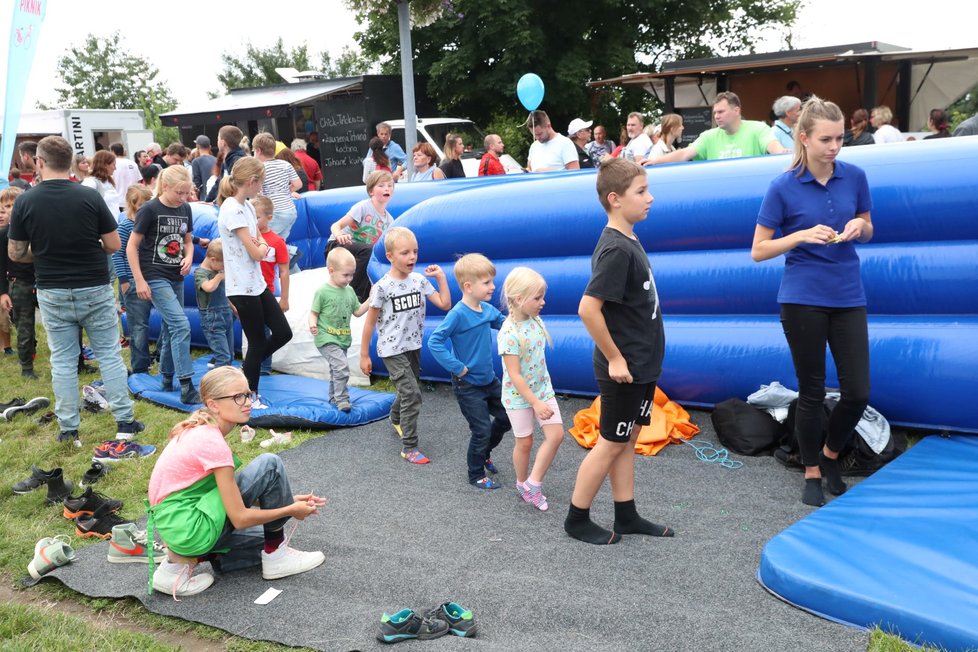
[377,602,477,643]
[81,383,108,414]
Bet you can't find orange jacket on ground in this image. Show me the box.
[569,387,700,455]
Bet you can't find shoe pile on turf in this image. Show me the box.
[82,384,108,413]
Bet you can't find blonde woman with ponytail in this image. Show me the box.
[751,96,874,508]
[147,366,326,598]
[499,267,563,511]
[217,157,293,405]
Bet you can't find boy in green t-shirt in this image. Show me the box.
[308,247,370,411]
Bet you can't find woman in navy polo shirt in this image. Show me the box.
[751,96,874,507]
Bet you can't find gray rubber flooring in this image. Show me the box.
[47,384,867,651]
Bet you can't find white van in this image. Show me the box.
[384,117,523,177]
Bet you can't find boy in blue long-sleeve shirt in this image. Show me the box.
[429,253,511,489]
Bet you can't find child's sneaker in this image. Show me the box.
[62,486,123,519]
[3,396,50,421]
[152,560,214,598]
[115,419,145,441]
[252,394,270,410]
[259,429,293,448]
[377,608,449,643]
[390,420,403,438]
[261,545,326,580]
[240,425,256,443]
[81,385,109,414]
[81,345,95,360]
[336,399,352,412]
[75,501,129,539]
[484,458,498,474]
[27,535,76,580]
[92,440,157,464]
[523,481,549,511]
[473,476,500,490]
[401,448,430,464]
[424,602,477,638]
[79,461,108,488]
[107,523,165,564]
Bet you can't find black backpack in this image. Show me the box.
[774,398,905,475]
[711,398,787,456]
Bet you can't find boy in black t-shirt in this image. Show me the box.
[564,158,674,545]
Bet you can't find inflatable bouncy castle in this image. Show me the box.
[173,137,978,434]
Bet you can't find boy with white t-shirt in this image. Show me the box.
[359,227,451,464]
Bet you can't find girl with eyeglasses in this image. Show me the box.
[147,366,326,597]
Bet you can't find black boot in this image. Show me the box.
[44,468,74,506]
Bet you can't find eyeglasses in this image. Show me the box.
[213,391,258,406]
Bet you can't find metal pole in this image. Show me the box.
[397,0,417,178]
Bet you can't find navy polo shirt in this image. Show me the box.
[757,159,872,308]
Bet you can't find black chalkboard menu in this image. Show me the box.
[315,96,370,189]
[678,107,713,146]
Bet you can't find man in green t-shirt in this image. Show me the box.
[649,91,787,165]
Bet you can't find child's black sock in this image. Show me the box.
[803,478,825,506]
[819,451,847,496]
[613,499,674,537]
[564,503,620,545]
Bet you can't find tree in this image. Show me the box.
[350,0,800,134]
[47,32,178,143]
[319,45,376,77]
[217,39,313,92]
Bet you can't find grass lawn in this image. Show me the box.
[0,330,927,651]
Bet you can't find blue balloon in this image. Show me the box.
[517,73,545,111]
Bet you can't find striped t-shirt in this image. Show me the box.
[261,159,299,212]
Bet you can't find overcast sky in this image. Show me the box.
[1,0,975,113]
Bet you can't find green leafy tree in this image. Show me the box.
[217,39,313,92]
[350,0,799,134]
[319,45,376,77]
[948,82,978,130]
[46,31,178,144]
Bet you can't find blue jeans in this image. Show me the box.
[209,453,294,572]
[122,285,153,373]
[37,285,135,431]
[148,279,194,380]
[452,377,511,483]
[201,307,235,367]
[268,206,298,241]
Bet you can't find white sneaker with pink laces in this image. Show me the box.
[152,560,214,598]
[261,545,325,580]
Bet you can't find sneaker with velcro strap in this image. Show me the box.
[376,608,449,644]
[424,602,477,638]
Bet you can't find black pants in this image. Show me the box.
[780,304,870,467]
[326,240,374,302]
[229,289,292,391]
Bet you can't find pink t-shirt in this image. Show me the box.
[148,425,234,505]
